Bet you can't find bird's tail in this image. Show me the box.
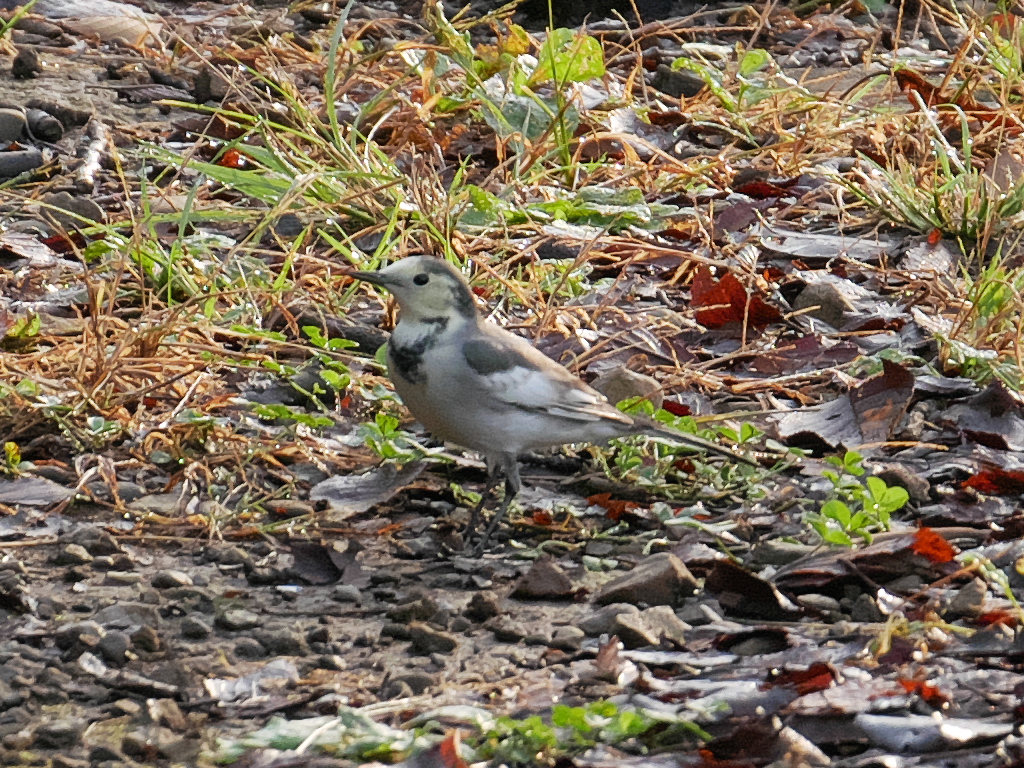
[632,416,761,466]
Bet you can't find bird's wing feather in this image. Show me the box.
[462,330,633,426]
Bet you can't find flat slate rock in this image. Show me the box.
[593,552,698,607]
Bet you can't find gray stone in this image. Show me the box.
[93,602,160,629]
[0,476,74,506]
[593,553,698,607]
[252,629,306,656]
[151,570,193,589]
[66,526,121,555]
[591,366,663,410]
[332,585,362,603]
[651,64,705,98]
[97,632,131,666]
[578,603,641,636]
[612,612,661,648]
[488,618,527,643]
[408,622,458,655]
[946,578,988,619]
[511,556,574,600]
[639,606,688,646]
[39,191,105,232]
[54,621,104,651]
[386,671,436,695]
[464,591,503,622]
[233,638,266,659]
[796,594,842,614]
[752,540,814,565]
[180,616,211,640]
[849,593,884,623]
[549,626,585,652]
[54,544,92,566]
[33,718,84,749]
[216,609,260,632]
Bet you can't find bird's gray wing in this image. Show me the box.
[462,333,633,425]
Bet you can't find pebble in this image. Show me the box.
[215,609,260,632]
[332,585,361,603]
[464,591,503,622]
[488,618,527,643]
[11,47,41,79]
[408,622,458,655]
[252,629,306,656]
[386,670,436,695]
[67,527,122,556]
[945,578,988,619]
[797,594,843,614]
[151,570,193,589]
[593,552,699,607]
[130,626,161,653]
[54,621,104,651]
[549,626,585,652]
[233,638,266,660]
[54,544,92,566]
[510,556,575,600]
[96,632,131,667]
[33,719,83,749]
[386,595,439,623]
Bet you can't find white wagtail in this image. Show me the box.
[347,255,757,553]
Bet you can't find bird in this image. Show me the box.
[347,255,758,554]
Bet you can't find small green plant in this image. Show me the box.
[0,313,41,351]
[261,326,357,412]
[252,403,334,429]
[302,325,357,394]
[807,451,909,546]
[472,701,667,766]
[840,102,1024,242]
[590,400,768,499]
[936,255,1024,390]
[2,441,25,476]
[359,411,426,463]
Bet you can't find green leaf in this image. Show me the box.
[821,499,852,527]
[552,705,592,733]
[822,527,854,546]
[459,184,509,227]
[738,48,772,78]
[530,29,606,85]
[865,476,887,502]
[879,486,909,514]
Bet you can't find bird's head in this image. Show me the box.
[347,255,479,325]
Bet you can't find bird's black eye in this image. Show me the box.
[413,273,429,286]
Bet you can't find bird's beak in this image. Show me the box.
[344,269,395,288]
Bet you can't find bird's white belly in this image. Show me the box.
[392,359,623,457]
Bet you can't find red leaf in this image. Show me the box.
[587,492,639,521]
[532,509,554,526]
[764,662,835,695]
[661,400,692,417]
[975,610,1018,628]
[690,266,782,330]
[898,678,949,707]
[911,527,956,563]
[963,466,1024,495]
[216,148,248,169]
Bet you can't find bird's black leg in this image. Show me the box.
[471,457,521,556]
[464,459,501,540]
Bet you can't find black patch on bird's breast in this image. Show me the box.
[388,316,448,385]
